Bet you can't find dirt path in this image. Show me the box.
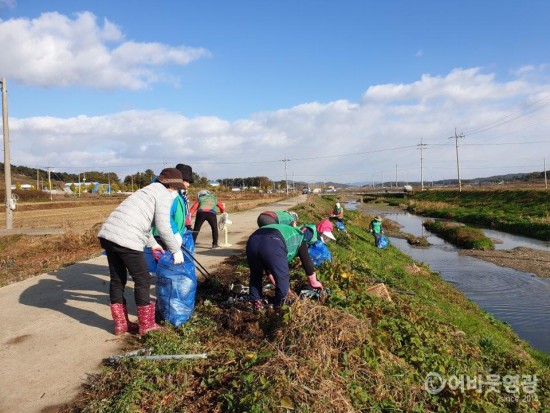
[0,195,306,413]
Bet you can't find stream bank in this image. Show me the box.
[353,201,550,353]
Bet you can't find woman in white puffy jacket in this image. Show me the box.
[97,168,185,336]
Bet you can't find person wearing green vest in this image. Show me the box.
[257,210,298,227]
[330,202,344,223]
[369,216,384,243]
[150,163,194,251]
[246,219,336,310]
[189,190,226,248]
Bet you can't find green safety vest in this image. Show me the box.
[300,224,319,245]
[262,224,305,262]
[275,211,294,226]
[152,194,187,237]
[199,193,218,213]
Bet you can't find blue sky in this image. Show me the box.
[1,0,550,184]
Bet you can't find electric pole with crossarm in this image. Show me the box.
[449,129,465,192]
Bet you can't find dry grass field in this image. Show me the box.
[0,192,288,286]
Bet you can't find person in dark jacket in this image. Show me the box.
[189,190,225,248]
[98,168,185,336]
[257,210,298,227]
[246,219,335,310]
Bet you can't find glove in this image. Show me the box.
[151,244,164,261]
[307,273,323,290]
[173,250,184,265]
[174,233,183,247]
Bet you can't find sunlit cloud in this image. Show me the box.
[0,11,211,89]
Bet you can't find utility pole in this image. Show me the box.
[395,164,398,188]
[449,129,464,192]
[281,156,290,195]
[47,167,52,200]
[418,139,427,191]
[544,157,548,191]
[1,78,13,229]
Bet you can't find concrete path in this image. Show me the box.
[0,195,305,413]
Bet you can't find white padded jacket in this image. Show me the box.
[98,182,180,253]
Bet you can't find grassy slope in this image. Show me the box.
[66,196,549,413]
[407,189,550,241]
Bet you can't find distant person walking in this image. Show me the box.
[189,190,226,248]
[257,210,298,227]
[98,168,185,336]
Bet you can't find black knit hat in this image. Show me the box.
[158,168,186,189]
[176,163,194,183]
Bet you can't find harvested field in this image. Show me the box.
[0,192,288,286]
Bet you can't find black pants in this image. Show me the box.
[99,237,151,306]
[193,211,219,246]
[246,230,289,305]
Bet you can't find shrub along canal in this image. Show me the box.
[348,201,550,354]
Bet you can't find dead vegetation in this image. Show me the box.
[0,192,287,286]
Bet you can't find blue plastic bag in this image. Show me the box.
[376,234,390,249]
[143,247,157,273]
[335,221,347,233]
[308,240,332,267]
[182,231,196,281]
[155,250,197,327]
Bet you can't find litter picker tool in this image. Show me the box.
[182,245,212,279]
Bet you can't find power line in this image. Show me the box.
[464,92,550,136]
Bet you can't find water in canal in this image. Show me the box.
[346,201,550,354]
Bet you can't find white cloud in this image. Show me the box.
[416,49,423,57]
[0,11,210,89]
[9,67,550,183]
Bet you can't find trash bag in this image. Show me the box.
[155,250,197,327]
[376,234,390,249]
[143,247,157,273]
[335,221,347,233]
[182,230,196,281]
[308,240,332,267]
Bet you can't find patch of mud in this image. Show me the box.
[461,247,550,278]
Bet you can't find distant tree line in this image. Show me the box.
[1,163,292,192]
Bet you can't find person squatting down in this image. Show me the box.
[330,202,344,223]
[257,210,299,227]
[246,218,336,310]
[97,168,186,336]
[189,190,226,248]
